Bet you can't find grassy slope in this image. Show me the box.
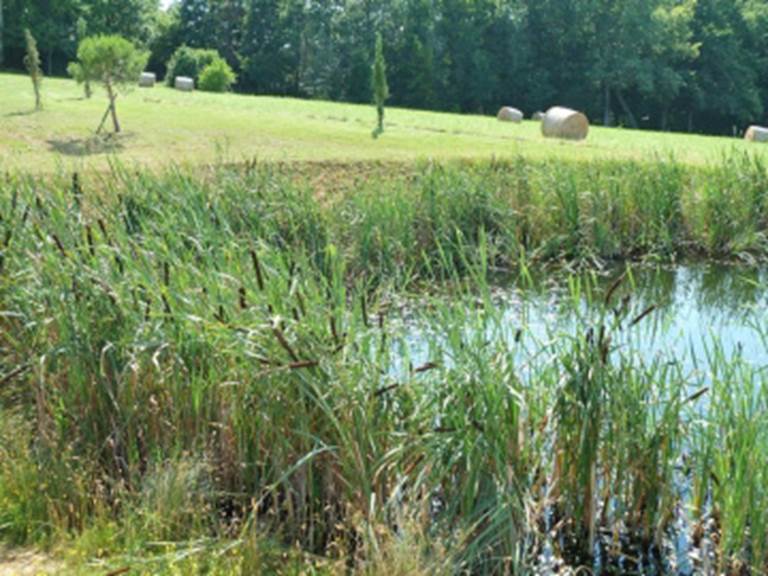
[2,72,767,171]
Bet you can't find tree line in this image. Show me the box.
[2,0,767,135]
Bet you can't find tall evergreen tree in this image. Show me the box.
[371,31,388,138]
[298,0,341,99]
[209,0,245,67]
[390,0,435,109]
[683,0,762,132]
[23,28,43,109]
[240,0,291,93]
[179,0,210,48]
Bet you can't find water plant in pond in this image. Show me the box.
[689,342,768,574]
[3,161,768,573]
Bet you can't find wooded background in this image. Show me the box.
[2,0,767,135]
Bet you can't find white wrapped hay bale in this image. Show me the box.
[541,106,589,141]
[139,72,156,88]
[532,111,545,121]
[175,76,194,92]
[745,126,768,143]
[497,107,523,123]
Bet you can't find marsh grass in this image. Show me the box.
[1,157,768,573]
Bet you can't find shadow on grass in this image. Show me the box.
[46,133,132,157]
[4,109,38,118]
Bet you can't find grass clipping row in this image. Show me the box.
[541,106,589,141]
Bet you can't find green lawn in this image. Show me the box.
[1,72,766,171]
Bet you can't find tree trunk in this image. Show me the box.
[603,83,612,127]
[107,83,120,133]
[110,100,120,133]
[615,89,638,129]
[33,80,41,110]
[660,105,669,132]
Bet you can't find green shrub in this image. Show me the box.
[198,58,237,92]
[164,45,220,86]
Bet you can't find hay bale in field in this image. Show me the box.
[532,111,545,121]
[139,72,156,88]
[175,76,194,92]
[745,126,768,143]
[541,106,589,141]
[497,107,523,123]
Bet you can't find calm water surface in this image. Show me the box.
[405,263,768,372]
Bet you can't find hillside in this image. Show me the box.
[1,72,766,171]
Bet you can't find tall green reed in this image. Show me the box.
[2,157,768,573]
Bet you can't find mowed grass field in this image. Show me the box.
[2,72,767,171]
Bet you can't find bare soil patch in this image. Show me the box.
[0,546,61,576]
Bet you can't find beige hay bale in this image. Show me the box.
[139,72,156,88]
[745,126,768,143]
[541,106,589,141]
[497,107,523,123]
[532,111,545,121]
[175,76,194,92]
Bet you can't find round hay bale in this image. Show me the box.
[175,76,194,92]
[139,72,156,88]
[497,107,523,123]
[541,106,589,141]
[745,126,768,143]
[532,111,545,121]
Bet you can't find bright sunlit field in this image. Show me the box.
[2,72,767,171]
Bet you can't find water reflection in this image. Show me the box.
[406,264,768,372]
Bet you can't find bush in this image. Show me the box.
[165,46,220,86]
[198,59,237,92]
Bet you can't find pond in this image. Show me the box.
[384,264,768,574]
[405,263,768,374]
[396,263,768,574]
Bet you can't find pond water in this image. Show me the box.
[405,263,768,373]
[401,263,768,575]
[519,263,767,365]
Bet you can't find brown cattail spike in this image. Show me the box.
[86,225,95,257]
[239,286,247,309]
[272,322,300,363]
[51,234,67,258]
[71,172,82,208]
[361,295,369,327]
[250,249,265,291]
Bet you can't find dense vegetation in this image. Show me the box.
[2,0,768,136]
[2,159,768,573]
